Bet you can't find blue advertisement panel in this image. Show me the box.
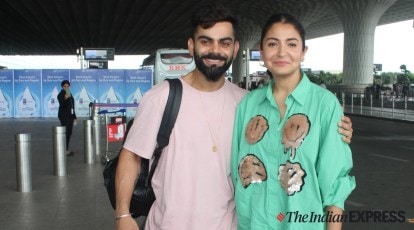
[124,70,152,117]
[70,69,98,117]
[0,70,14,118]
[14,70,42,117]
[42,69,70,117]
[98,69,125,112]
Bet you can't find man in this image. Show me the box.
[115,2,353,230]
[57,80,77,156]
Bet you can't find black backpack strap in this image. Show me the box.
[146,78,182,186]
[156,78,182,150]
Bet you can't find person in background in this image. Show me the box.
[57,80,77,156]
[231,13,355,230]
[320,80,327,89]
[115,2,354,230]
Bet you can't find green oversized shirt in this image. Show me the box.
[231,74,356,230]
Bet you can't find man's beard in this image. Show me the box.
[194,52,233,82]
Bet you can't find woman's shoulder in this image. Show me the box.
[309,82,338,102]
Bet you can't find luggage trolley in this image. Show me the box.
[98,108,127,164]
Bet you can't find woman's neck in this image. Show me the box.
[272,71,302,95]
[271,71,302,120]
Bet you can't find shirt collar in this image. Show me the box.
[260,72,312,106]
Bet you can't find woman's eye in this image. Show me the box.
[288,43,298,48]
[266,42,275,47]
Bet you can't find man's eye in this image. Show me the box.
[221,42,232,47]
[201,40,211,45]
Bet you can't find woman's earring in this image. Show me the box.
[259,60,265,67]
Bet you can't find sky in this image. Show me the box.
[1,20,413,73]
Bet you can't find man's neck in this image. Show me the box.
[183,69,225,92]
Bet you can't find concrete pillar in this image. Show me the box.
[231,17,261,84]
[232,55,246,85]
[330,0,397,92]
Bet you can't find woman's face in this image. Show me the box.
[260,22,307,78]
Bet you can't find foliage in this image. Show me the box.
[305,64,413,86]
[304,70,343,85]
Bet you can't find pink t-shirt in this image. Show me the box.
[123,78,246,230]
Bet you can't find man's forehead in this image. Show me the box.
[195,22,235,40]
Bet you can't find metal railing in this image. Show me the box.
[334,92,414,121]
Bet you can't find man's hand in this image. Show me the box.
[338,115,353,144]
[116,215,139,230]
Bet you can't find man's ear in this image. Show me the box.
[188,38,194,57]
[233,40,240,58]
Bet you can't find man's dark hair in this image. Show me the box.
[190,1,238,40]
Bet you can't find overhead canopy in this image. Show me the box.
[0,0,413,55]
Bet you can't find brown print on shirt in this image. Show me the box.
[282,113,310,159]
[245,115,269,144]
[278,161,306,196]
[238,154,267,188]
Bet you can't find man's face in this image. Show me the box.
[188,22,239,82]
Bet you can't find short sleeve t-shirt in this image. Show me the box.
[124,78,246,230]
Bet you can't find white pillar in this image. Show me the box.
[331,0,397,90]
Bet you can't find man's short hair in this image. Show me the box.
[190,1,238,40]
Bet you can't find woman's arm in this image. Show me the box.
[326,206,343,230]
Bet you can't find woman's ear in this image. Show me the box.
[259,50,265,67]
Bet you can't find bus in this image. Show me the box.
[142,48,195,85]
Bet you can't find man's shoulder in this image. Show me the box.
[143,80,170,99]
[226,81,248,101]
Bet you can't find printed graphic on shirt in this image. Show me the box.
[245,115,269,144]
[238,154,267,188]
[278,161,306,196]
[282,113,310,159]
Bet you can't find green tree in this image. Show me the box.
[379,72,398,85]
[408,72,414,83]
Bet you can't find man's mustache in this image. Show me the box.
[200,53,227,61]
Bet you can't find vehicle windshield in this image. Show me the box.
[160,53,193,64]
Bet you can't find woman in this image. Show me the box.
[57,80,77,156]
[231,13,355,230]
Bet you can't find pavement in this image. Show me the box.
[0,115,413,229]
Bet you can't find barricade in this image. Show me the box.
[92,105,102,162]
[15,133,32,192]
[53,126,67,176]
[84,120,95,164]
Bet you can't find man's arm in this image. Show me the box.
[115,148,141,230]
[338,116,353,144]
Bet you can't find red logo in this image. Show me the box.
[169,65,186,71]
[277,212,285,222]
